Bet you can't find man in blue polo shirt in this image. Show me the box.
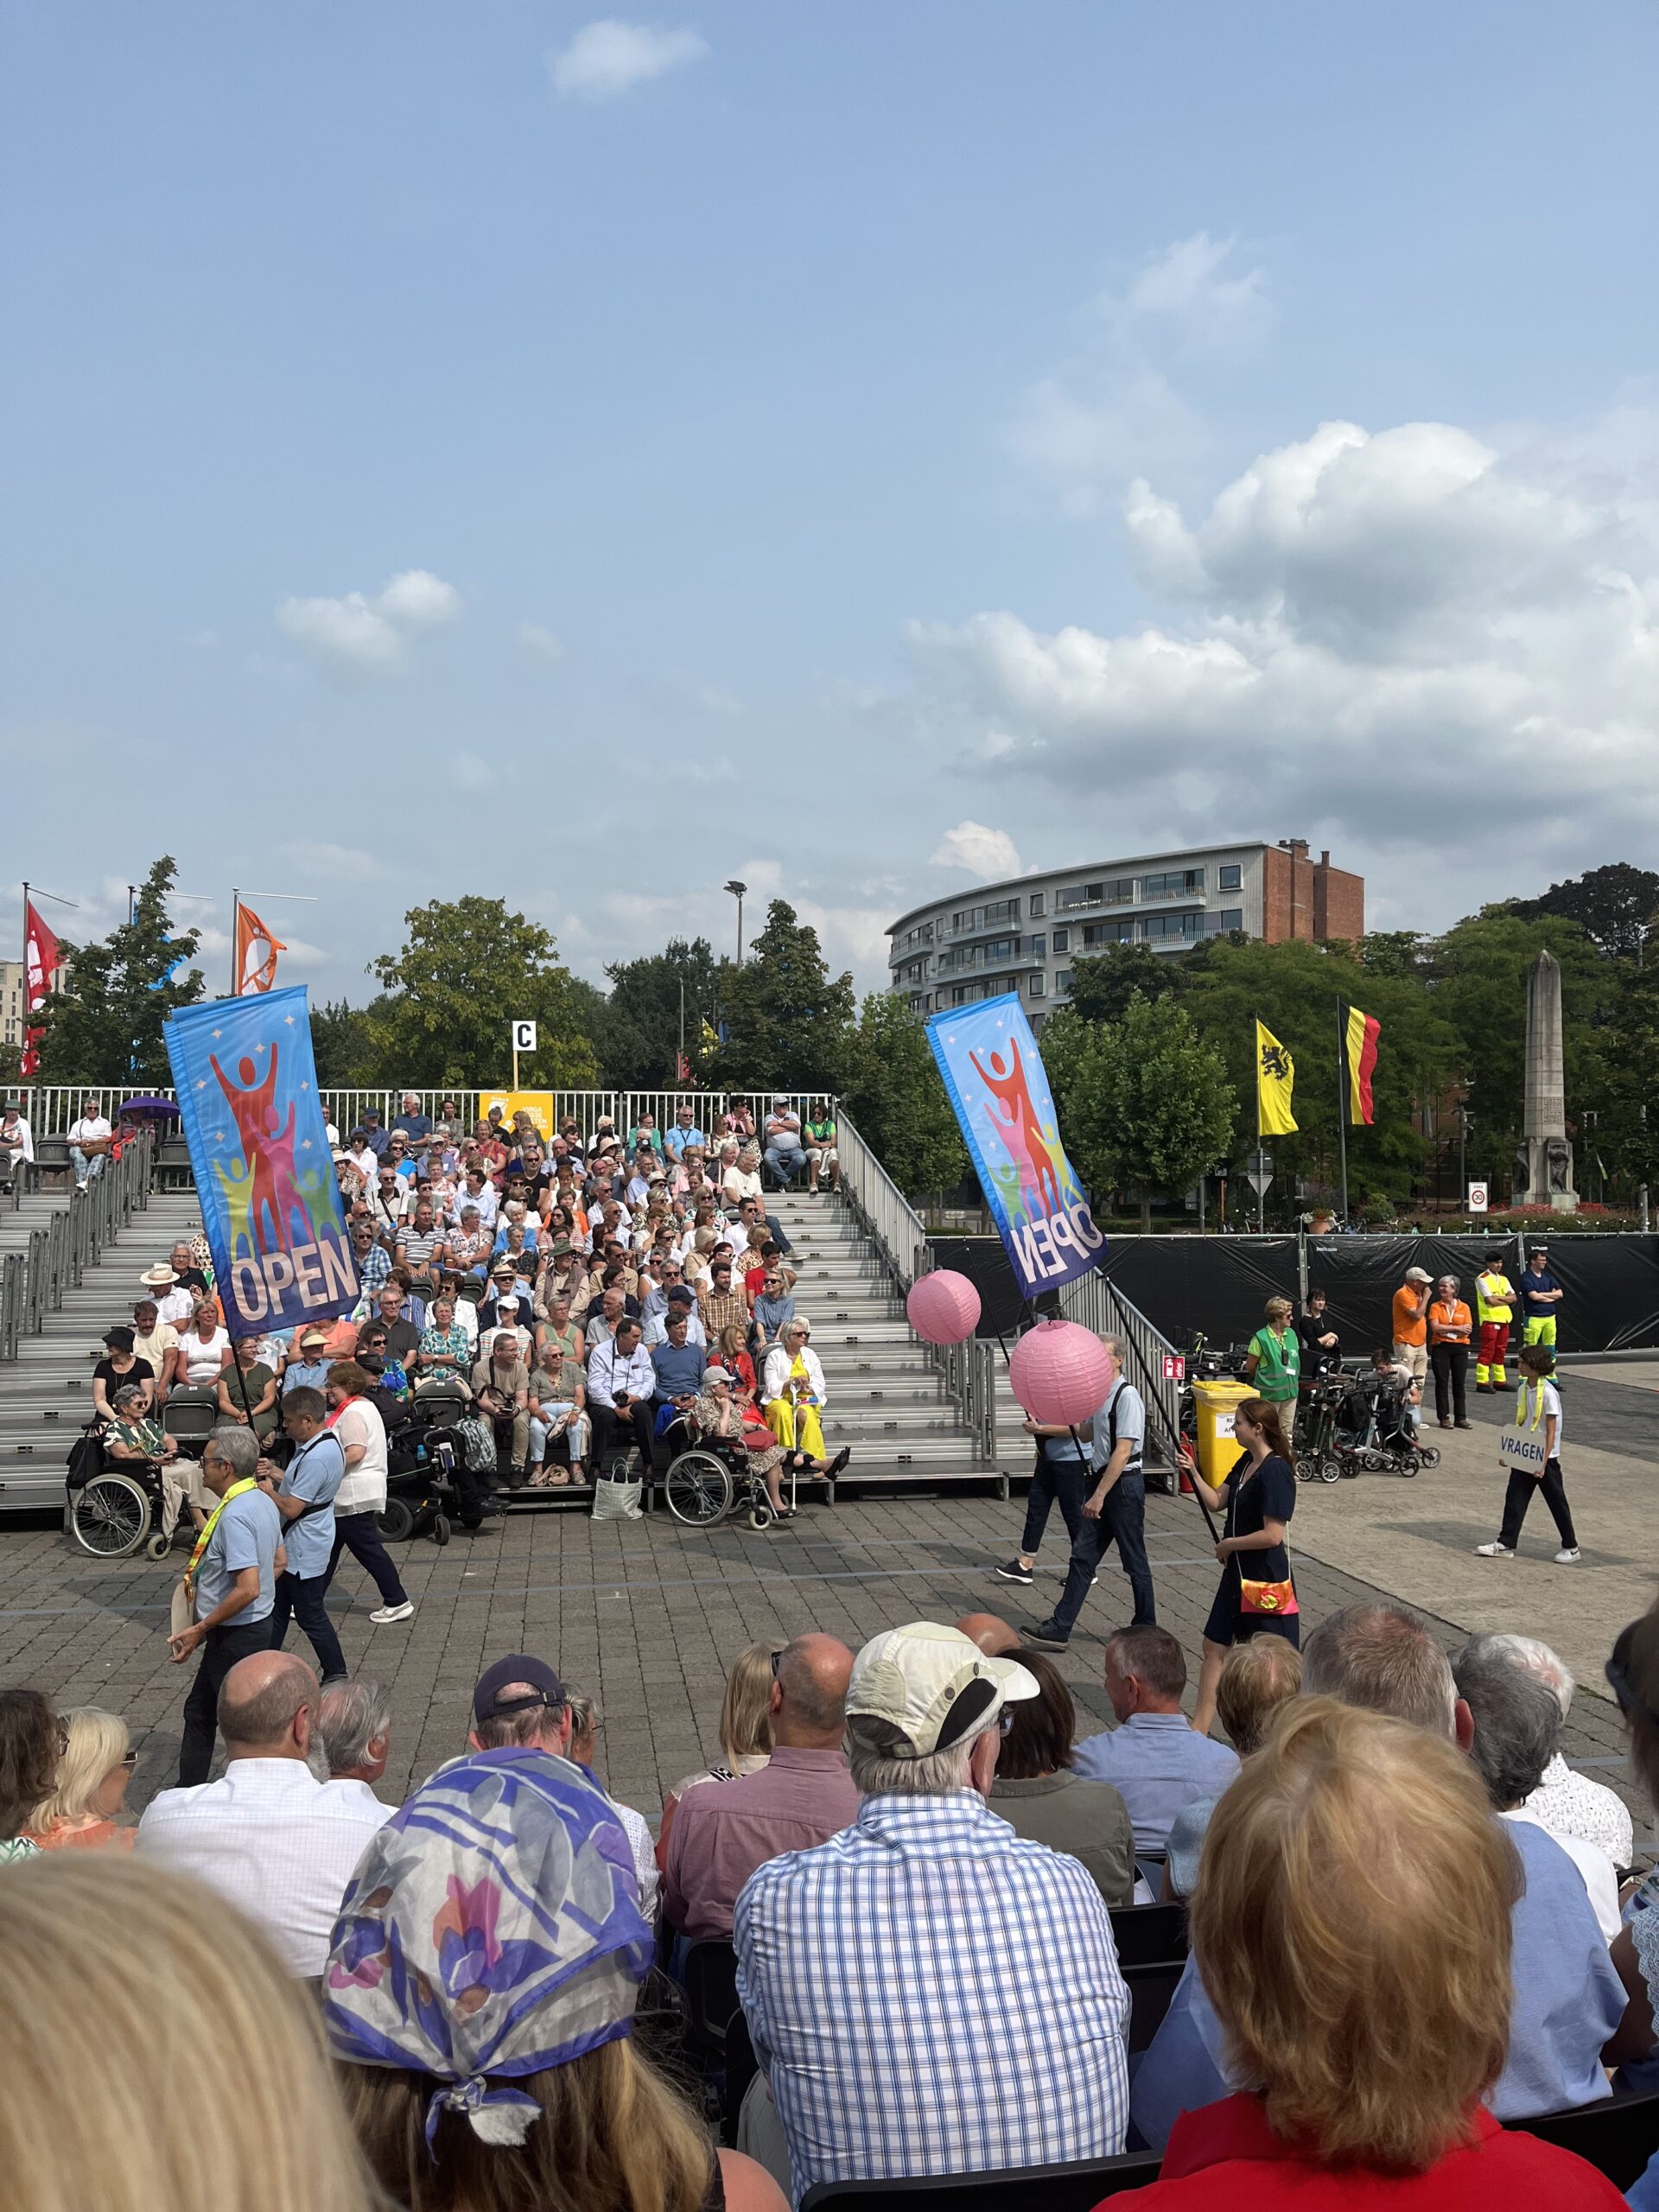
[664,1101,706,1163]
[1072,1624,1239,1852]
[168,1426,283,1785]
[1521,1245,1565,1350]
[262,1386,347,1686]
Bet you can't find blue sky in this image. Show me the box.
[9,2,1659,1001]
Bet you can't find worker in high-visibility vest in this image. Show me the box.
[1475,1260,1516,1392]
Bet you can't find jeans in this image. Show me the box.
[1020,1449,1089,1558]
[69,1145,105,1187]
[1430,1343,1469,1423]
[1498,1458,1577,1551]
[528,1409,591,1468]
[764,1146,806,1187]
[178,1616,275,1784]
[1050,1473,1156,1637]
[325,1510,410,1607]
[270,1569,346,1683]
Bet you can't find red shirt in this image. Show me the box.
[1105,2094,1624,2209]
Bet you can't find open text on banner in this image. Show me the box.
[925,992,1103,1299]
[163,986,358,1336]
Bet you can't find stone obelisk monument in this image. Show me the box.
[1513,947,1578,1213]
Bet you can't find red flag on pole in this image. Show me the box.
[22,899,60,1076]
[235,901,286,995]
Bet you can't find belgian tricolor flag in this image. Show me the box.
[1343,1002,1381,1126]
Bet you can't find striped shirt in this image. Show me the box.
[734,1790,1129,2203]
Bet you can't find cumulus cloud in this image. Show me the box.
[1008,232,1269,512]
[549,20,708,101]
[931,820,1022,880]
[913,407,1659,871]
[276,569,460,672]
[518,622,566,663]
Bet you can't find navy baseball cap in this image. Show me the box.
[473,1653,566,1723]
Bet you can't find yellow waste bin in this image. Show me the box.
[1192,1378,1255,1490]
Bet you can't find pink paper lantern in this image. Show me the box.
[1008,1319,1113,1428]
[906,1268,982,1346]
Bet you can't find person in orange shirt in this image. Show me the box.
[1390,1266,1432,1407]
[1427,1274,1474,1430]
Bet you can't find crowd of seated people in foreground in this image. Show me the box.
[3,1582,1658,2212]
[96,1096,851,1518]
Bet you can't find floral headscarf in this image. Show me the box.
[321,1748,652,2152]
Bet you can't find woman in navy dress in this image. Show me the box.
[1179,1396,1299,1736]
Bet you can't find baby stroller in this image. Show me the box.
[67,1425,177,1560]
[662,1426,795,1534]
[1349,1369,1440,1476]
[379,1385,468,1543]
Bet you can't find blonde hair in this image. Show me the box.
[340,2034,714,2212]
[1215,1640,1302,1755]
[29,1707,127,1834]
[1263,1296,1294,1322]
[1191,1698,1518,2172]
[721,1640,780,1765]
[0,1857,378,2212]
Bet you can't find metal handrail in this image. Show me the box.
[0,1132,152,1362]
[836,1110,996,1462]
[1059,1268,1182,1471]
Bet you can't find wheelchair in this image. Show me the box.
[68,1437,178,1561]
[662,1428,793,1534]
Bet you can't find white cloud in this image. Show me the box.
[282,838,385,879]
[518,622,566,663]
[454,752,493,791]
[549,20,708,101]
[931,820,1022,880]
[1007,232,1269,512]
[913,405,1659,871]
[275,569,460,672]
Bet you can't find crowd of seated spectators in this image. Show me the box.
[96,1096,849,1513]
[4,1584,1657,2211]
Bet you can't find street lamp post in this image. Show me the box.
[724,879,747,966]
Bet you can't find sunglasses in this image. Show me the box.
[120,1748,139,1768]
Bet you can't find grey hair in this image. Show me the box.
[1301,1602,1457,1738]
[565,1688,599,1742]
[1484,1633,1573,1720]
[1452,1633,1562,1810]
[316,1679,391,1775]
[846,1713,995,1797]
[112,1382,146,1408]
[204,1425,259,1479]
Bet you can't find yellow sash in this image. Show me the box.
[1514,1382,1548,1433]
[186,1476,257,1586]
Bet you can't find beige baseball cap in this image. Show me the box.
[846,1621,1039,1759]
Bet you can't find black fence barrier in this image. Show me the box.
[925,1232,1659,1357]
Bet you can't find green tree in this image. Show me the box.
[1063,993,1236,1230]
[710,901,855,1092]
[308,997,380,1085]
[367,898,600,1089]
[841,994,967,1195]
[600,937,721,1089]
[36,857,204,1085]
[1174,936,1459,1211]
[1063,942,1179,1024]
[1511,862,1659,960]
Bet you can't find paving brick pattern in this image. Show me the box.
[3,1480,1643,1836]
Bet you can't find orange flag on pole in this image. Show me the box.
[234,901,286,995]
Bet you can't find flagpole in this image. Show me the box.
[231,888,240,997]
[1336,997,1350,1227]
[1256,1051,1265,1235]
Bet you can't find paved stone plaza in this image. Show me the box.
[2,1366,1648,1833]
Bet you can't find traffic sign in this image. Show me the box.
[1245,1166,1273,1196]
[512,1020,537,1054]
[1467,1181,1489,1214]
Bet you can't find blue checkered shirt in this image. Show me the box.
[358,1243,392,1298]
[734,1789,1129,2203]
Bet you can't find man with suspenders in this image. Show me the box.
[1027,1336,1157,1651]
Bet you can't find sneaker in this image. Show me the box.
[994,1559,1033,1585]
[1473,1542,1513,1558]
[1554,1548,1581,1563]
[1024,1623,1070,1650]
[370,1601,416,1624]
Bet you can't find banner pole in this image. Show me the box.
[230,889,240,998]
[1336,997,1350,1227]
[1255,1053,1265,1235]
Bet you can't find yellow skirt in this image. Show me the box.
[765,1398,824,1459]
